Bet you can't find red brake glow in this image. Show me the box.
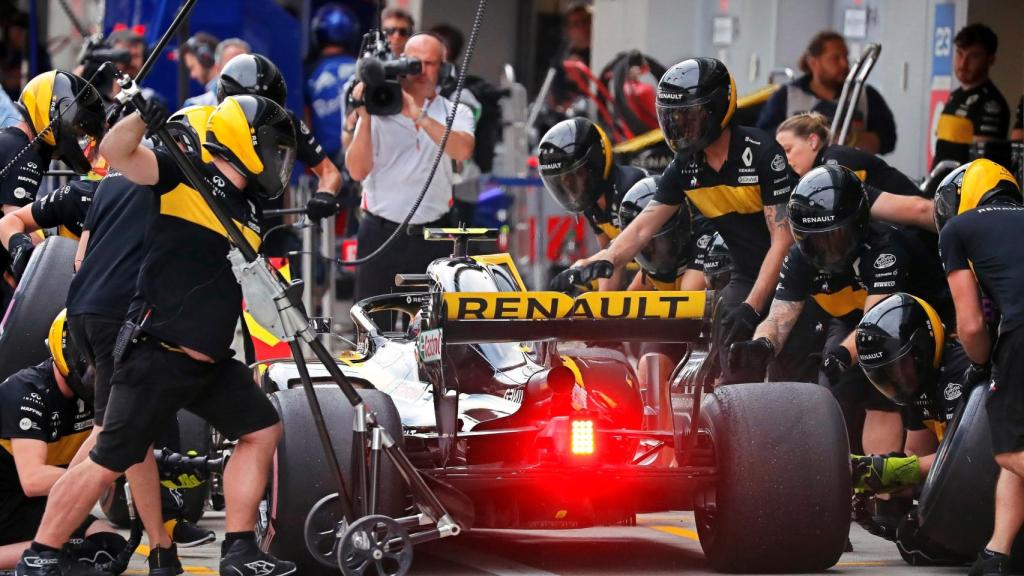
[571,419,595,455]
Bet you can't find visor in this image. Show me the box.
[656,101,713,155]
[254,123,296,201]
[792,223,859,273]
[933,182,958,231]
[539,156,600,213]
[861,346,922,406]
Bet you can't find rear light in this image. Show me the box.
[571,419,595,455]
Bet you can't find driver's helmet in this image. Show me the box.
[618,175,692,282]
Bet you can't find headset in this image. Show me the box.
[184,35,216,69]
[408,32,454,88]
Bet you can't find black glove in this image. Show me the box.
[729,337,775,371]
[137,97,168,138]
[8,232,34,280]
[821,345,853,386]
[549,260,614,293]
[306,191,340,220]
[719,302,761,345]
[962,362,991,391]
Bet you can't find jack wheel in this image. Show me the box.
[338,515,413,576]
[304,493,347,568]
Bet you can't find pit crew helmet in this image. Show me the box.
[655,58,736,157]
[618,175,692,281]
[538,117,612,213]
[204,95,296,201]
[856,293,945,406]
[312,3,361,51]
[933,158,1021,232]
[16,70,105,174]
[216,54,288,107]
[702,232,732,291]
[47,309,92,403]
[788,164,869,273]
[166,105,214,162]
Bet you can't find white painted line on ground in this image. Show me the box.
[425,541,559,576]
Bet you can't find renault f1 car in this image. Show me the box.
[256,229,851,575]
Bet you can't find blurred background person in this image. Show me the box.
[382,7,414,56]
[184,37,250,107]
[564,1,592,65]
[757,30,896,155]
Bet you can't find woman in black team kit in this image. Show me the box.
[775,112,935,232]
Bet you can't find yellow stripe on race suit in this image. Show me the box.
[812,286,867,318]
[685,185,763,218]
[57,225,79,241]
[853,169,867,182]
[936,114,974,144]
[160,183,261,250]
[597,222,620,240]
[650,276,681,291]
[925,420,946,442]
[0,429,91,467]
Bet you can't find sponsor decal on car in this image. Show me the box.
[444,291,705,321]
[417,329,443,363]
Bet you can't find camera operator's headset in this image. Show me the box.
[407,32,454,88]
[183,35,216,70]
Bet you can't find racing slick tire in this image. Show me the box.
[0,236,76,382]
[695,382,851,573]
[100,410,212,527]
[918,384,1024,558]
[262,387,407,575]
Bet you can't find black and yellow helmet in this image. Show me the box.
[46,309,92,403]
[538,117,613,213]
[788,165,869,273]
[17,71,105,174]
[217,54,288,107]
[656,58,736,157]
[166,105,214,163]
[933,158,1021,231]
[618,175,692,281]
[204,95,296,200]
[855,293,945,406]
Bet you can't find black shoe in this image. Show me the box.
[148,544,184,576]
[968,549,1011,576]
[15,549,111,576]
[219,539,296,576]
[169,519,216,548]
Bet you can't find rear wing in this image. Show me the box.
[440,291,711,344]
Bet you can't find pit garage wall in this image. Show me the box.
[594,0,1020,180]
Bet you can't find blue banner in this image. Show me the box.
[932,3,955,78]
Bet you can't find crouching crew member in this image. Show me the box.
[539,117,650,290]
[0,312,125,573]
[729,165,950,455]
[932,159,1022,576]
[15,94,298,576]
[564,58,796,385]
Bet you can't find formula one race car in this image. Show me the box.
[255,229,851,576]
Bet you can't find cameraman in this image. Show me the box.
[346,33,475,316]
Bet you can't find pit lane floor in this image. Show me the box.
[121,511,969,575]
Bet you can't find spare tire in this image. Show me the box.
[695,382,851,572]
[0,236,76,382]
[918,384,1021,557]
[261,387,406,575]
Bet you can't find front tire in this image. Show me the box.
[696,382,851,573]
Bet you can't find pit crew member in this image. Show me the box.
[15,95,298,576]
[568,58,796,384]
[0,313,124,573]
[729,165,950,455]
[933,158,1023,576]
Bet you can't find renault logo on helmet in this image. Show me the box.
[657,91,686,101]
[539,162,562,171]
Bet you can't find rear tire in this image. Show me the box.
[261,387,406,575]
[695,382,851,573]
[0,237,76,382]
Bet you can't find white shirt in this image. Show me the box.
[361,93,476,224]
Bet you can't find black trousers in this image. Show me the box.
[354,212,452,330]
